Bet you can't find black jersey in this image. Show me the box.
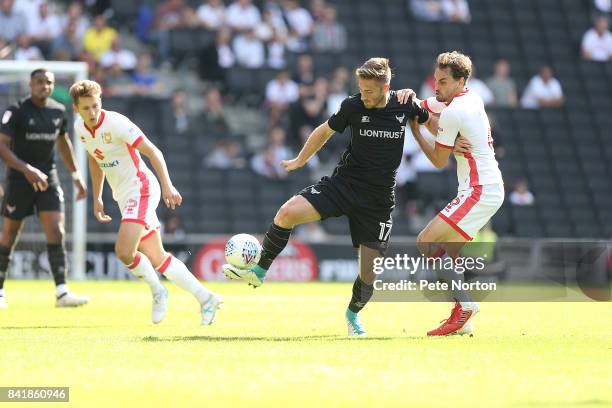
[327,91,428,192]
[0,97,68,182]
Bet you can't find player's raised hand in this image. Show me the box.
[93,198,112,223]
[163,185,182,210]
[74,178,87,201]
[396,88,416,104]
[24,165,48,192]
[453,135,472,154]
[280,158,304,172]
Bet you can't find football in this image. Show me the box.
[225,233,262,269]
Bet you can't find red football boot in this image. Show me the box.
[427,300,479,336]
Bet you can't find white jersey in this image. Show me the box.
[75,110,160,203]
[423,90,503,191]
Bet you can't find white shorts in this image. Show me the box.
[118,188,161,241]
[438,183,504,240]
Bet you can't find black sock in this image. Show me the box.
[47,243,67,287]
[348,277,374,313]
[257,223,292,270]
[0,244,11,291]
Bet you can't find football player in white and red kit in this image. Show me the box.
[69,80,222,325]
[399,51,504,336]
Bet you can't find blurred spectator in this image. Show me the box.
[256,9,286,42]
[78,0,110,16]
[486,59,518,107]
[266,70,299,128]
[0,37,12,59]
[295,222,327,242]
[100,36,137,72]
[196,0,226,30]
[594,0,611,13]
[150,0,195,65]
[468,69,494,106]
[204,138,246,169]
[59,2,89,41]
[291,77,328,135]
[51,21,82,61]
[520,65,565,109]
[311,6,347,52]
[283,0,314,52]
[26,1,60,57]
[410,0,445,22]
[161,213,186,239]
[267,28,287,69]
[442,0,470,23]
[326,67,350,117]
[293,54,316,97]
[170,89,190,135]
[131,53,164,95]
[14,0,42,24]
[103,63,132,96]
[198,27,234,85]
[581,15,612,62]
[14,33,43,61]
[0,0,27,42]
[509,180,535,206]
[226,0,261,32]
[83,14,117,60]
[251,127,293,179]
[233,28,265,68]
[200,87,231,140]
[310,0,327,20]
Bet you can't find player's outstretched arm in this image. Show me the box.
[56,133,87,200]
[136,138,182,210]
[281,122,335,172]
[0,132,48,191]
[88,153,111,223]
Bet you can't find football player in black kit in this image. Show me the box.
[0,69,88,308]
[222,58,469,336]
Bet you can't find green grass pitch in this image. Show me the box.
[0,280,610,407]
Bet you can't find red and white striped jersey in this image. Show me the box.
[423,90,503,191]
[75,110,159,202]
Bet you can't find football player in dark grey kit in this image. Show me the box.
[0,69,88,308]
[223,58,470,336]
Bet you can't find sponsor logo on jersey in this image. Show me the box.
[361,116,370,123]
[99,160,119,168]
[102,132,112,144]
[25,132,58,141]
[359,128,403,139]
[395,113,405,123]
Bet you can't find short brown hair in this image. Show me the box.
[69,80,102,105]
[437,51,472,82]
[355,57,392,84]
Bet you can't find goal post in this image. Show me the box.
[0,60,88,280]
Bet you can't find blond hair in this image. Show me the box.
[69,80,102,105]
[436,51,472,82]
[355,57,392,84]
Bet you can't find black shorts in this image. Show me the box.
[1,179,65,220]
[299,176,395,253]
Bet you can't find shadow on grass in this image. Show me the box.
[140,335,414,342]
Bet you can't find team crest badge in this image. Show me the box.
[103,132,112,144]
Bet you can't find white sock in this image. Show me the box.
[0,288,4,297]
[158,255,211,304]
[55,283,68,297]
[127,252,164,293]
